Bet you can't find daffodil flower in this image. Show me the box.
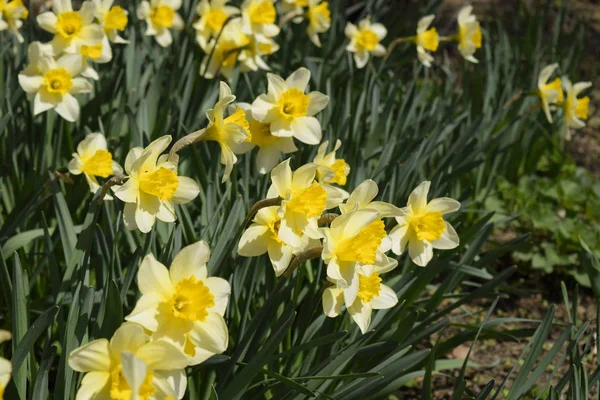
[388,181,460,267]
[456,6,482,63]
[137,0,184,48]
[345,17,387,69]
[241,0,279,38]
[21,41,55,77]
[306,0,330,47]
[194,0,239,48]
[68,133,122,199]
[69,323,189,400]
[0,330,12,400]
[232,102,297,174]
[313,140,350,186]
[113,136,200,233]
[200,20,250,80]
[18,53,93,122]
[252,67,329,145]
[321,207,390,304]
[202,82,251,182]
[125,241,231,366]
[323,260,398,334]
[0,0,29,43]
[238,33,280,73]
[562,78,591,140]
[338,179,402,217]
[415,15,439,68]
[37,0,104,54]
[92,0,129,43]
[268,159,347,248]
[238,206,319,276]
[279,0,307,22]
[537,63,563,123]
[79,36,113,80]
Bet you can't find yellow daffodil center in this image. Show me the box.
[104,6,128,31]
[356,29,379,52]
[139,167,179,200]
[206,9,227,33]
[410,212,446,242]
[80,42,103,59]
[82,149,113,178]
[184,336,196,357]
[170,277,215,322]
[287,182,328,218]
[318,159,348,185]
[337,219,386,264]
[268,218,282,243]
[357,273,382,302]
[151,5,174,28]
[279,89,309,119]
[248,1,276,25]
[5,0,28,20]
[417,28,439,51]
[56,11,83,39]
[540,78,563,103]
[575,96,590,120]
[308,2,331,25]
[226,108,251,138]
[459,24,482,49]
[258,41,274,55]
[249,120,277,147]
[43,68,73,95]
[0,383,4,400]
[110,364,156,400]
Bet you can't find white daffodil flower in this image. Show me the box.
[562,78,591,140]
[338,179,402,217]
[137,0,184,48]
[125,241,231,366]
[537,63,563,123]
[92,0,129,43]
[68,133,122,199]
[251,67,329,145]
[37,0,104,54]
[313,140,350,186]
[69,323,189,400]
[0,330,12,400]
[241,0,279,38]
[415,15,438,68]
[79,36,113,80]
[20,41,55,77]
[0,0,29,43]
[456,6,482,63]
[18,53,93,122]
[232,102,297,174]
[200,19,250,80]
[306,0,330,47]
[388,181,460,267]
[238,32,280,74]
[194,0,239,48]
[345,17,387,69]
[113,136,200,233]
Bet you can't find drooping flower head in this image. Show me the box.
[18,53,93,122]
[306,0,330,47]
[203,82,251,182]
[200,19,251,80]
[313,140,350,186]
[69,323,189,400]
[388,181,460,267]
[562,79,591,140]
[238,33,280,74]
[92,0,129,43]
[113,136,200,233]
[456,6,482,63]
[232,102,297,174]
[68,133,122,199]
[125,241,231,365]
[537,63,563,124]
[37,0,104,54]
[345,17,387,69]
[194,0,239,48]
[415,15,438,67]
[251,67,329,145]
[0,330,12,400]
[241,0,279,38]
[0,0,29,43]
[137,0,184,47]
[79,36,113,80]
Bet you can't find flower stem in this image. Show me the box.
[284,246,324,278]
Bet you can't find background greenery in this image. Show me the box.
[1,0,599,398]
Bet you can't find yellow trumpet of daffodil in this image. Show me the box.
[79,36,113,80]
[345,17,387,69]
[68,133,122,199]
[323,257,398,334]
[313,140,350,186]
[456,6,482,63]
[388,181,460,267]
[194,0,239,48]
[415,15,438,68]
[537,63,563,124]
[252,67,329,145]
[0,0,29,43]
[113,136,200,233]
[0,330,12,400]
[306,0,330,47]
[92,0,129,44]
[241,0,279,38]
[69,323,189,400]
[125,241,231,366]
[137,0,184,48]
[562,78,592,141]
[37,0,104,54]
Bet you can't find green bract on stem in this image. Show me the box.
[97,174,127,204]
[168,128,207,161]
[385,36,416,60]
[279,10,304,27]
[318,213,339,226]
[284,246,324,278]
[242,197,283,228]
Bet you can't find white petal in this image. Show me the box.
[371,285,398,310]
[285,67,311,91]
[170,241,210,283]
[431,222,459,250]
[322,287,344,317]
[204,277,231,316]
[135,193,159,233]
[37,12,58,33]
[138,253,174,294]
[74,372,110,400]
[290,116,322,145]
[189,313,228,354]
[307,91,329,116]
[123,293,163,332]
[54,94,80,122]
[68,339,111,372]
[136,340,189,370]
[266,72,287,98]
[18,75,44,93]
[408,239,433,267]
[267,241,294,276]
[120,352,148,396]
[348,299,372,334]
[407,181,430,214]
[426,197,460,214]
[270,159,292,197]
[238,225,270,257]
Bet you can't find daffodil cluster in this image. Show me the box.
[18,0,129,121]
[0,0,28,42]
[536,63,592,140]
[238,153,461,333]
[69,241,231,400]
